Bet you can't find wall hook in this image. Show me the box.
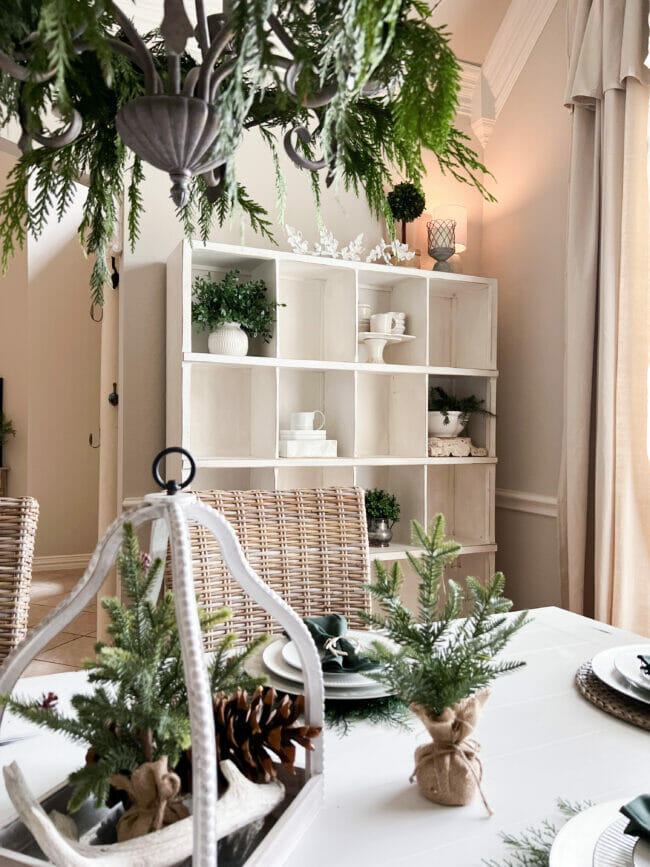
[111,256,120,290]
[90,303,103,323]
[89,431,100,449]
[108,383,119,406]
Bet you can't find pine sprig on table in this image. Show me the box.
[360,514,529,718]
[1,522,266,812]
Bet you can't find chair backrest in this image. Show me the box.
[0,497,39,662]
[165,486,371,648]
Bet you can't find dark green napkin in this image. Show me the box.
[638,655,650,676]
[304,614,382,673]
[621,794,650,840]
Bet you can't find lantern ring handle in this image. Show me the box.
[152,447,196,495]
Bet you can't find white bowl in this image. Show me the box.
[428,411,468,438]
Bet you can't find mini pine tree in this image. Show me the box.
[361,514,529,718]
[2,523,267,811]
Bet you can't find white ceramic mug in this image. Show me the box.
[388,311,406,334]
[290,410,325,430]
[370,312,397,334]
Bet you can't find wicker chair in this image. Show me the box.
[164,486,371,649]
[0,497,39,662]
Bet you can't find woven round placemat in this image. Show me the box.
[576,661,650,731]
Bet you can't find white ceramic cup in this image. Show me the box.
[370,312,397,334]
[290,410,325,430]
[388,312,406,334]
[358,303,372,318]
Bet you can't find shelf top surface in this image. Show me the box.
[183,352,498,378]
[180,239,497,287]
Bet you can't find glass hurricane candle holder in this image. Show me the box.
[427,219,456,271]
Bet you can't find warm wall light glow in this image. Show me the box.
[432,204,467,252]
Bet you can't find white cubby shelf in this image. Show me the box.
[167,240,498,574]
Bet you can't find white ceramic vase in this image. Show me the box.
[428,410,468,438]
[208,322,248,356]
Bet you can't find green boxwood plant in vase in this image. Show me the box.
[428,385,495,438]
[387,182,426,267]
[364,488,401,548]
[192,270,283,357]
[362,515,528,813]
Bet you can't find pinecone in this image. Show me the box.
[213,687,321,783]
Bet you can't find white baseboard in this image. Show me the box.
[33,553,91,572]
[495,488,558,518]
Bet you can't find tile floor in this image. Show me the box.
[24,569,97,677]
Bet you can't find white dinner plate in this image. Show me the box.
[282,628,396,671]
[613,645,650,692]
[263,638,379,689]
[247,637,393,700]
[591,647,650,706]
[550,798,635,867]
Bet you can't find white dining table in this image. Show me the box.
[0,606,648,866]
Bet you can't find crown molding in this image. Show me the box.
[471,116,495,150]
[457,61,481,118]
[482,0,560,118]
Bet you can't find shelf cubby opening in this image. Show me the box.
[426,463,494,547]
[190,255,279,358]
[275,466,355,490]
[427,374,496,455]
[192,466,276,492]
[278,368,355,457]
[428,278,496,370]
[357,269,427,366]
[276,260,356,362]
[189,364,277,459]
[356,373,427,458]
[355,464,426,546]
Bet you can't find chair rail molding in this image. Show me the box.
[495,488,558,518]
[33,553,91,572]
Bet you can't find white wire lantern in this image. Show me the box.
[0,448,325,867]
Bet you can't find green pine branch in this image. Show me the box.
[1,522,265,811]
[361,514,529,717]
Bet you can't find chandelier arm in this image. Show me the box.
[201,164,226,202]
[194,0,210,58]
[209,58,237,101]
[109,1,162,95]
[181,66,201,97]
[196,21,234,102]
[283,125,327,171]
[285,61,339,109]
[30,108,83,148]
[0,50,57,84]
[106,37,144,69]
[266,13,297,56]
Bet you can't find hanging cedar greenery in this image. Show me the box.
[0,1,495,303]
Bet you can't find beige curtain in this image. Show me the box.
[558,0,650,634]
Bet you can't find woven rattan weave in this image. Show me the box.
[576,660,650,732]
[165,486,371,649]
[0,497,39,662]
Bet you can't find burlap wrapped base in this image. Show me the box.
[110,756,190,842]
[410,689,492,815]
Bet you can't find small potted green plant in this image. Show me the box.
[192,269,283,357]
[362,515,528,813]
[387,182,426,267]
[364,488,401,547]
[428,386,495,438]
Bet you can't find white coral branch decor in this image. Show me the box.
[285,225,414,266]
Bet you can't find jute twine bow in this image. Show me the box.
[409,737,493,817]
[109,755,189,841]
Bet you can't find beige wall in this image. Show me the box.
[0,153,101,556]
[480,0,571,607]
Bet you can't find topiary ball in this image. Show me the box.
[387,182,426,224]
